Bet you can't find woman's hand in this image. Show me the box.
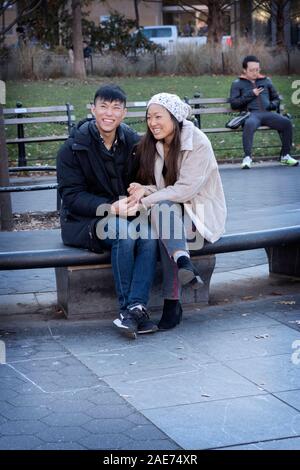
[127,182,146,204]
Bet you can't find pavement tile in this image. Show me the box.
[124,439,180,450]
[0,401,51,421]
[104,362,265,410]
[143,394,300,450]
[84,404,134,420]
[82,418,133,434]
[0,420,48,436]
[0,294,38,315]
[226,354,300,392]
[79,433,144,450]
[0,416,8,426]
[0,269,55,295]
[223,437,300,450]
[34,442,87,450]
[273,390,300,411]
[181,323,300,362]
[41,411,92,427]
[75,342,214,380]
[182,308,280,333]
[37,425,91,443]
[126,424,172,441]
[8,356,101,393]
[0,435,43,450]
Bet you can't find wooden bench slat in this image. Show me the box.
[187,98,229,105]
[201,126,272,133]
[86,101,148,109]
[4,105,74,114]
[125,111,146,118]
[5,116,75,125]
[193,107,232,114]
[6,135,69,144]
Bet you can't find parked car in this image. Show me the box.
[137,25,232,54]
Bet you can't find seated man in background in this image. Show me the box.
[229,55,298,169]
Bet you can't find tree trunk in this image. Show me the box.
[206,0,224,73]
[71,0,86,80]
[0,96,13,231]
[275,1,286,48]
[134,0,140,28]
[206,0,224,47]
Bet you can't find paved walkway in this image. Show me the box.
[0,163,299,450]
[0,287,299,450]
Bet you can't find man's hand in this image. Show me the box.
[111,197,140,217]
[253,87,264,96]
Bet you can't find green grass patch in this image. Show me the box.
[5,75,300,165]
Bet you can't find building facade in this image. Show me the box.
[2,1,299,48]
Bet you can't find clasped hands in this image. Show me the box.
[110,183,146,217]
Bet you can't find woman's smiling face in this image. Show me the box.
[147,104,175,144]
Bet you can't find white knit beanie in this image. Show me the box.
[147,93,191,123]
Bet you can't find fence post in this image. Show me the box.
[90,54,94,75]
[65,103,73,135]
[193,92,202,128]
[153,52,157,74]
[287,47,290,75]
[0,81,13,231]
[16,101,27,167]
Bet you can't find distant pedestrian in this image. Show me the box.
[229,55,298,169]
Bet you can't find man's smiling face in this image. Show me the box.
[91,98,127,134]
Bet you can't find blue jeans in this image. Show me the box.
[150,201,190,301]
[96,215,157,312]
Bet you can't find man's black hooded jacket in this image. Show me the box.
[57,119,140,252]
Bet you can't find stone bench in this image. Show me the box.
[0,227,299,319]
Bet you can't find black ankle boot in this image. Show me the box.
[158,300,182,330]
[176,255,203,289]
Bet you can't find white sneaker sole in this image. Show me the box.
[137,325,159,334]
[113,318,137,339]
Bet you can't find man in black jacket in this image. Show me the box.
[57,84,158,339]
[229,55,298,169]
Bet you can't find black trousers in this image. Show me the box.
[242,111,293,157]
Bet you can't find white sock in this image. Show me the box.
[173,250,190,263]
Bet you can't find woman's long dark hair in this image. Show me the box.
[135,113,183,187]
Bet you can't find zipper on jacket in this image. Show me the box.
[254,80,265,111]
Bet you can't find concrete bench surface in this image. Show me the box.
[0,226,300,270]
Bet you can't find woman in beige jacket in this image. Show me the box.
[128,93,227,330]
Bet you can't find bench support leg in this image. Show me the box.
[55,254,216,319]
[265,244,300,277]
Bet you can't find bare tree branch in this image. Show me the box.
[0,0,43,38]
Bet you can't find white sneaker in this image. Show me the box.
[280,155,299,167]
[241,156,252,169]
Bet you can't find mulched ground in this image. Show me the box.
[12,211,60,231]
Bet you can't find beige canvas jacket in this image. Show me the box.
[141,119,227,243]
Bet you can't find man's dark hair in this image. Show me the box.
[94,84,126,105]
[242,55,260,69]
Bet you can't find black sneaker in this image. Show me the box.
[176,255,203,289]
[113,310,139,339]
[135,306,158,334]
